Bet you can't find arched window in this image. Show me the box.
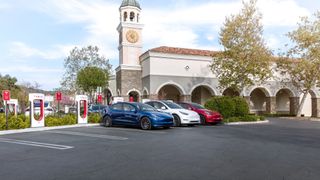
[124,12,128,22]
[130,12,135,22]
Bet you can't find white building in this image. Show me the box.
[106,0,320,117]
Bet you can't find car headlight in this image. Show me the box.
[205,111,211,115]
[179,111,189,116]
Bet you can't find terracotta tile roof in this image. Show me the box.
[149,46,218,57]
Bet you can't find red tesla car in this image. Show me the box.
[178,102,222,125]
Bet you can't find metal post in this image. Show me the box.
[58,101,60,117]
[5,101,8,130]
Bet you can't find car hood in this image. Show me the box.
[175,109,198,116]
[145,111,173,118]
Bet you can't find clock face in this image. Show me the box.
[126,30,139,43]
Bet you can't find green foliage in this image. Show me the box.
[88,113,102,124]
[277,11,320,116]
[61,45,112,93]
[205,96,249,119]
[0,113,101,131]
[45,114,77,127]
[76,67,108,94]
[233,96,250,117]
[211,0,272,92]
[205,96,235,119]
[224,115,264,123]
[0,114,30,130]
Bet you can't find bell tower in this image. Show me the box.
[116,0,143,101]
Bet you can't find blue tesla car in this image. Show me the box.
[101,102,174,130]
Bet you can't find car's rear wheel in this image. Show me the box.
[173,114,181,127]
[104,116,112,127]
[200,114,206,125]
[140,117,152,130]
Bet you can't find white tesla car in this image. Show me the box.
[145,100,200,126]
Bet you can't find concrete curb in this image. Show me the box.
[224,120,270,126]
[278,117,320,122]
[0,124,100,135]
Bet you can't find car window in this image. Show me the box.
[111,103,122,110]
[145,102,153,107]
[153,102,166,109]
[162,101,182,109]
[137,103,156,111]
[123,104,136,112]
[179,103,189,109]
[191,103,205,109]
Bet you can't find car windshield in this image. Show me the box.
[163,101,182,109]
[92,105,107,110]
[191,103,205,109]
[136,103,157,111]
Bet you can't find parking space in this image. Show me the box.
[0,119,320,180]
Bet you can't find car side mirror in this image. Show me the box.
[161,106,166,110]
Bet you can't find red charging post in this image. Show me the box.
[55,91,62,116]
[2,90,10,130]
[97,94,103,104]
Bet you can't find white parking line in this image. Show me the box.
[47,130,128,140]
[89,126,167,134]
[0,138,73,150]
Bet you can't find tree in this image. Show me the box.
[0,74,19,107]
[76,66,109,101]
[61,46,112,93]
[277,11,320,116]
[210,0,272,94]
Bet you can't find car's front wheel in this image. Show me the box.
[104,116,112,127]
[140,117,152,130]
[200,114,206,125]
[173,114,181,127]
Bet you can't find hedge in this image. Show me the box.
[0,114,30,130]
[45,114,77,127]
[224,115,265,123]
[0,113,102,131]
[205,96,249,119]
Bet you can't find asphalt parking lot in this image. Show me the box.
[0,118,320,180]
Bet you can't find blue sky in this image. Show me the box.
[0,0,319,90]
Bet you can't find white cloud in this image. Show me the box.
[9,42,73,60]
[32,0,119,60]
[0,66,63,74]
[257,0,310,27]
[0,3,10,10]
[26,0,312,57]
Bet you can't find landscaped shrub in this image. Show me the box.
[0,112,100,131]
[0,114,30,130]
[232,97,249,117]
[205,96,236,119]
[224,115,264,123]
[45,114,77,127]
[88,113,102,124]
[205,96,263,123]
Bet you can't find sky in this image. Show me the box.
[0,0,319,90]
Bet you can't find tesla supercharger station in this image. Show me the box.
[7,99,18,116]
[75,95,88,124]
[29,93,45,128]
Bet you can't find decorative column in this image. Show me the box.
[149,94,159,100]
[290,97,300,116]
[311,98,320,117]
[266,97,276,114]
[180,95,191,102]
[244,96,251,112]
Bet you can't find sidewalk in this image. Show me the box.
[0,124,100,135]
[277,117,320,122]
[224,120,270,126]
